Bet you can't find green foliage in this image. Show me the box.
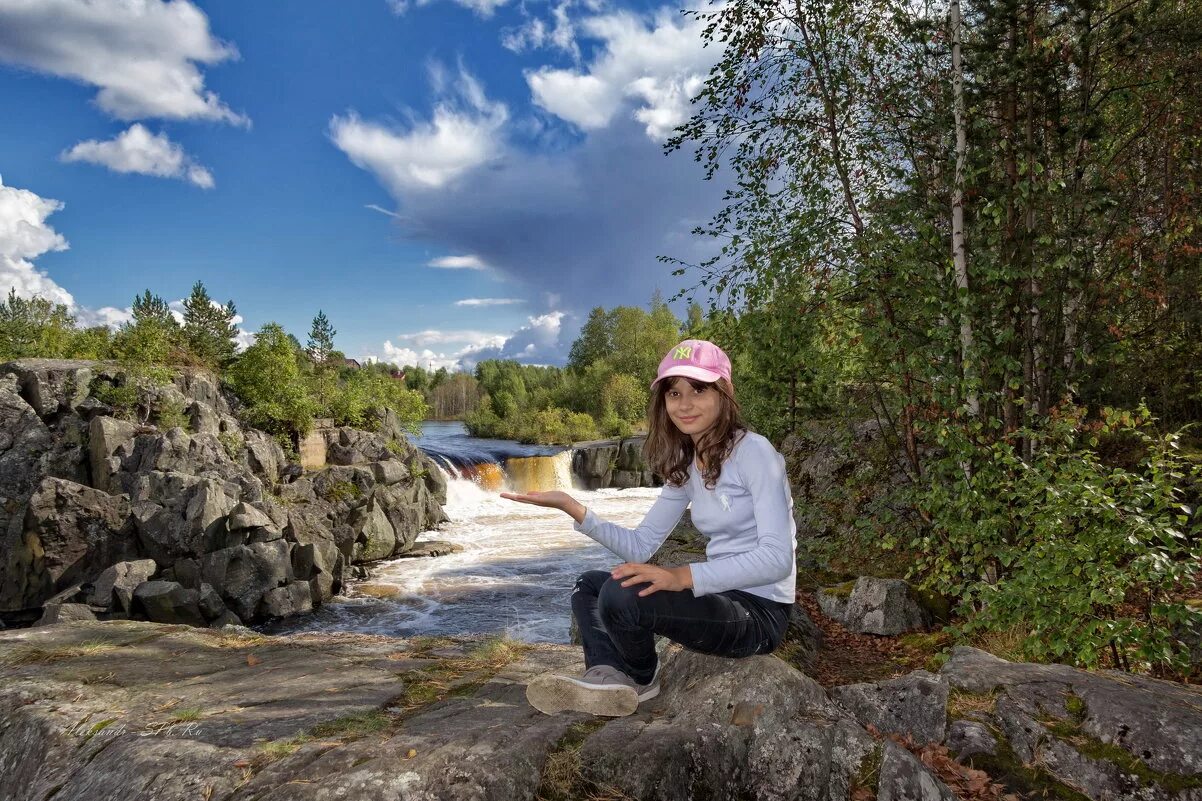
[914,406,1202,673]
[0,289,77,360]
[182,281,238,367]
[322,480,363,504]
[156,398,191,432]
[306,310,337,364]
[218,430,245,461]
[225,322,316,438]
[328,368,426,434]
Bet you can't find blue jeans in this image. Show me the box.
[572,569,793,685]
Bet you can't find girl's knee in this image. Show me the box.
[596,576,643,622]
[573,569,611,597]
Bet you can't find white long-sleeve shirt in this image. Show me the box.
[573,431,797,603]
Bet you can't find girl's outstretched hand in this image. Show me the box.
[611,563,694,596]
[499,490,586,523]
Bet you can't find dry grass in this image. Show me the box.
[948,688,999,719]
[1,641,117,668]
[968,627,1029,663]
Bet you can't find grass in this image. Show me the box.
[170,707,204,722]
[947,687,998,720]
[534,719,636,801]
[1040,716,1202,793]
[968,626,1029,663]
[1,641,117,667]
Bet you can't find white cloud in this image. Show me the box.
[502,1,579,58]
[0,174,75,307]
[0,0,246,125]
[76,305,134,329]
[454,297,523,307]
[429,254,488,270]
[395,329,507,348]
[369,310,570,370]
[527,8,714,140]
[387,0,510,18]
[330,67,507,193]
[61,124,214,188]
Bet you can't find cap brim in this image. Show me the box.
[650,365,725,389]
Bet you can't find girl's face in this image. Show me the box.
[664,377,722,441]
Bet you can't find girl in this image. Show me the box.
[501,339,797,717]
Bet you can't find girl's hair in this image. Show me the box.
[643,376,745,490]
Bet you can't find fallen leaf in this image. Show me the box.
[247,654,261,667]
[406,749,417,759]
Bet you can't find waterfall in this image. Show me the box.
[503,452,576,493]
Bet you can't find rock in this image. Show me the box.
[132,476,237,562]
[132,580,206,626]
[818,577,932,635]
[199,541,293,621]
[785,602,823,671]
[209,609,243,628]
[1,358,99,419]
[371,459,408,485]
[88,415,138,494]
[323,427,394,465]
[34,602,98,626]
[945,720,997,762]
[197,583,226,620]
[832,670,949,744]
[17,477,134,608]
[243,429,285,485]
[187,400,220,435]
[876,740,962,801]
[260,581,313,618]
[226,501,274,532]
[349,497,397,562]
[396,540,463,558]
[941,646,1202,798]
[88,559,158,611]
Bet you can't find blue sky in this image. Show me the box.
[0,0,725,368]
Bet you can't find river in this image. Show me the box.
[264,421,659,643]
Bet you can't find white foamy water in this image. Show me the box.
[266,464,661,643]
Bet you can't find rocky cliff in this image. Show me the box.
[571,435,660,490]
[0,359,447,629]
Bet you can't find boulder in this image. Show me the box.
[226,501,274,532]
[187,400,220,435]
[349,498,397,563]
[785,602,824,671]
[34,602,98,626]
[945,720,997,762]
[571,441,619,489]
[818,577,932,635]
[243,429,285,485]
[132,580,206,627]
[261,581,313,618]
[831,670,949,745]
[876,740,961,801]
[323,427,394,465]
[131,476,237,562]
[88,415,138,494]
[941,646,1202,799]
[197,582,226,620]
[371,459,409,486]
[396,540,463,558]
[198,541,293,621]
[1,359,99,419]
[18,477,134,606]
[88,558,158,611]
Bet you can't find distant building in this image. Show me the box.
[390,369,406,382]
[342,358,361,370]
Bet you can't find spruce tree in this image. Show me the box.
[182,281,238,366]
[307,310,337,364]
[131,290,178,328]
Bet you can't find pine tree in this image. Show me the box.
[131,290,177,328]
[307,310,337,364]
[182,281,238,366]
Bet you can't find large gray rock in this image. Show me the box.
[33,602,98,626]
[942,647,1202,799]
[1,359,101,419]
[832,670,949,744]
[132,580,206,626]
[818,577,932,635]
[323,427,393,465]
[198,541,293,620]
[88,558,158,611]
[243,429,285,485]
[396,540,463,558]
[130,475,237,563]
[349,497,397,562]
[571,436,659,490]
[88,415,138,494]
[945,720,997,762]
[876,740,961,801]
[17,477,134,607]
[260,581,313,618]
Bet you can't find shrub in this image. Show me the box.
[219,430,245,460]
[913,405,1202,674]
[156,398,190,432]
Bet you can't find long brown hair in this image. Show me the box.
[643,377,745,489]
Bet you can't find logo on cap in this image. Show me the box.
[674,346,693,360]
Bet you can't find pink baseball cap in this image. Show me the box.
[651,339,733,388]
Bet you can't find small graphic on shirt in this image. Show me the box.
[719,493,732,512]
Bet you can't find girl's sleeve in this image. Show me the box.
[689,437,795,597]
[573,481,691,563]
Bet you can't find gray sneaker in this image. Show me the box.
[526,664,660,717]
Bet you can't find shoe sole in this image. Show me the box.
[526,675,639,717]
